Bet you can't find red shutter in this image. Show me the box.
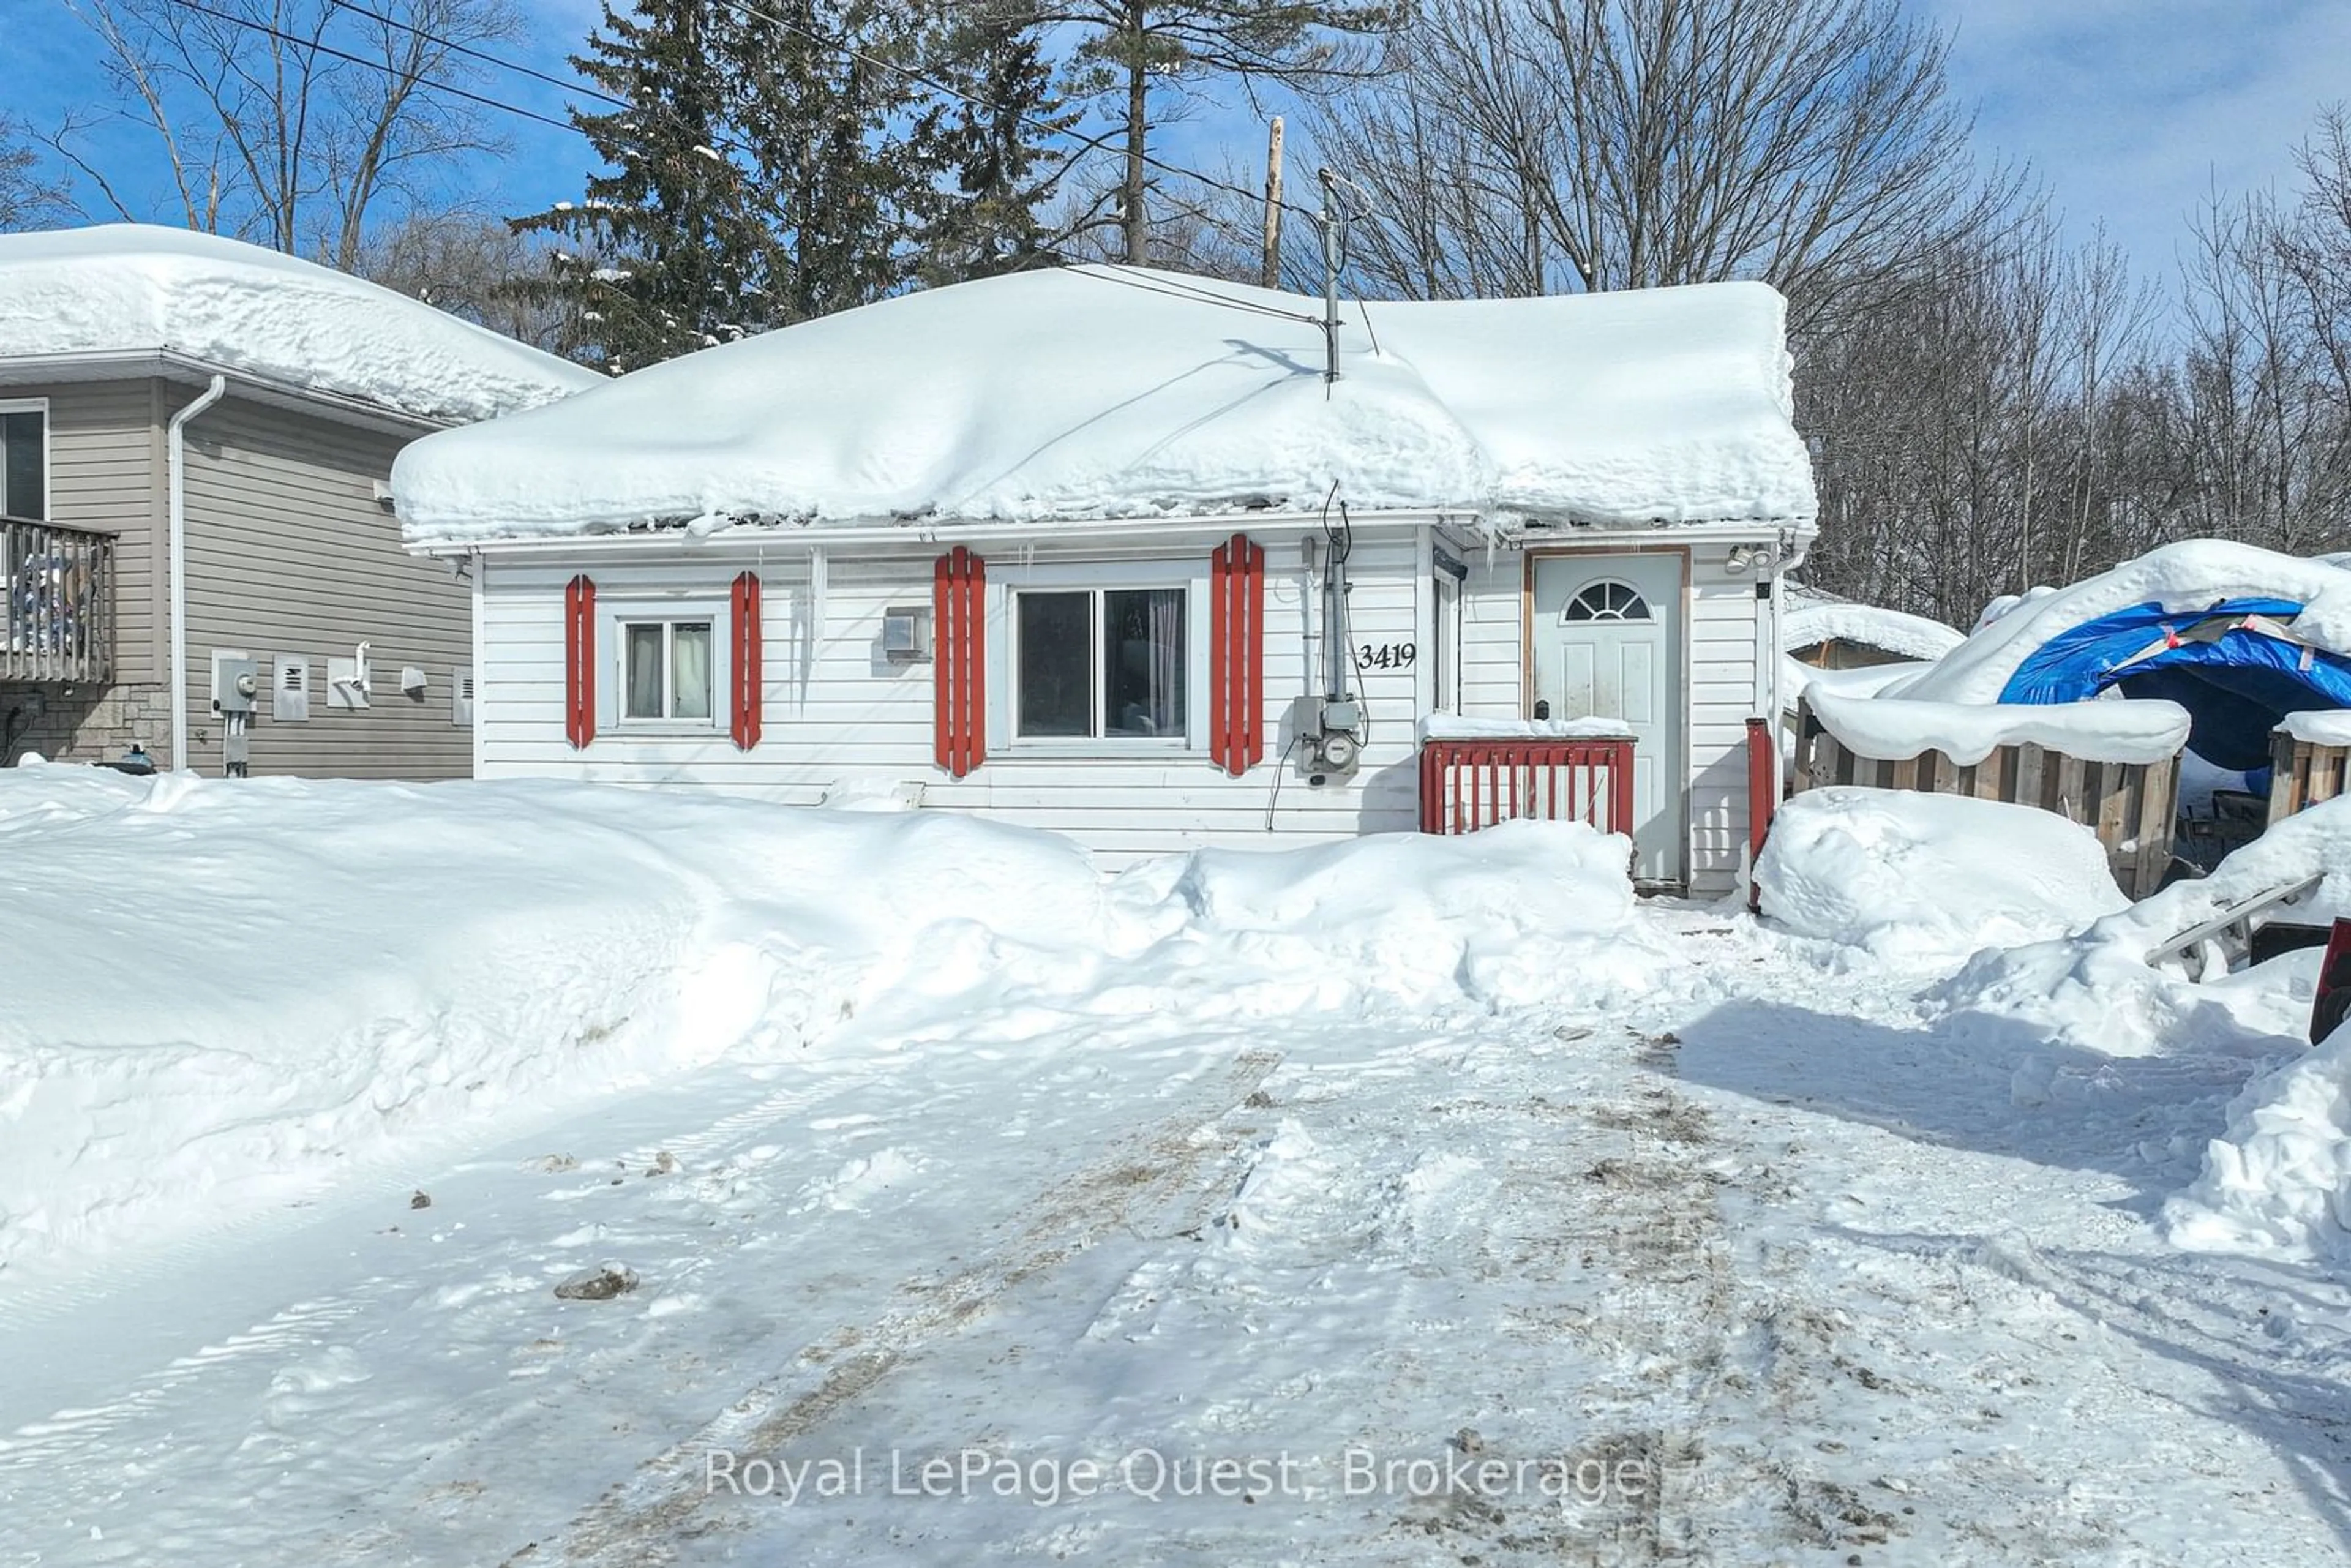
[1210,533,1266,775]
[563,573,596,749]
[934,546,986,778]
[730,571,763,750]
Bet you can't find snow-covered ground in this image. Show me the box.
[5,771,2351,1565]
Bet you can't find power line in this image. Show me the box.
[161,0,581,133]
[707,0,1328,229]
[154,0,1343,338]
[326,0,636,116]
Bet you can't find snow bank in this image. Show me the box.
[1934,797,2351,1061]
[392,268,1815,541]
[0,770,1104,1276]
[0,774,1652,1277]
[2277,710,2351,746]
[1782,599,1963,662]
[1758,789,2128,965]
[1892,541,2351,703]
[1138,819,1667,1011]
[1417,714,1635,741]
[1809,688,2189,765]
[2165,1033,2351,1265]
[0,225,598,423]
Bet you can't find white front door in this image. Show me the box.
[1531,553,1684,882]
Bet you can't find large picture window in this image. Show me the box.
[621,618,714,722]
[0,405,45,522]
[1016,587,1187,740]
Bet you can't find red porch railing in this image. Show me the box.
[1417,737,1637,836]
[1745,715,1777,913]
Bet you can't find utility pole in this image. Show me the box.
[1318,166,1342,384]
[1261,117,1285,290]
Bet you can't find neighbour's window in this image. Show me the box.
[1016,587,1187,740]
[620,618,714,722]
[0,407,44,522]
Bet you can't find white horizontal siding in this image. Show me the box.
[1452,538,1766,895]
[478,527,1781,881]
[477,535,1425,863]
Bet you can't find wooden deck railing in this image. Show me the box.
[1418,736,1637,836]
[3,517,113,683]
[1793,694,2179,899]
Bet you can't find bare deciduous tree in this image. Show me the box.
[0,116,75,233]
[53,0,521,268]
[1041,0,1398,264]
[351,208,577,351]
[1310,0,2017,332]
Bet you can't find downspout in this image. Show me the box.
[168,374,228,773]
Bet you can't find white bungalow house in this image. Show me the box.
[391,268,1817,895]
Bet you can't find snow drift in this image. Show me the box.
[1891,541,2351,705]
[1782,596,1963,663]
[1758,789,2129,965]
[391,268,1816,541]
[0,225,599,423]
[2166,1031,2351,1266]
[0,769,1652,1278]
[1806,688,2191,765]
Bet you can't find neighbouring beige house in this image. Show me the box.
[0,225,597,776]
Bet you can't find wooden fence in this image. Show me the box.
[2269,730,2351,824]
[1418,736,1637,836]
[1792,696,2180,899]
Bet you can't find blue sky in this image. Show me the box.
[12,0,2349,300]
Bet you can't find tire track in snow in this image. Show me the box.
[0,1295,365,1475]
[538,1045,1284,1567]
[0,1065,869,1530]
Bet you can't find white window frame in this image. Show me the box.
[598,593,730,735]
[986,561,1209,757]
[0,398,51,523]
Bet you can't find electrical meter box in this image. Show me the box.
[210,651,259,715]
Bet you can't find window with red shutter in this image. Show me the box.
[730,571,762,750]
[934,547,986,776]
[563,574,596,749]
[1209,533,1265,775]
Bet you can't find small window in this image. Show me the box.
[621,618,714,722]
[1016,587,1187,741]
[0,407,44,522]
[1563,580,1652,623]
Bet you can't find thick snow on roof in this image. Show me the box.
[392,267,1815,544]
[1782,598,1963,662]
[0,225,600,424]
[1809,687,2190,765]
[1889,541,2351,703]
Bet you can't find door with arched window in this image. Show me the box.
[1531,553,1684,882]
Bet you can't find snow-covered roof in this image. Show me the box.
[1890,541,2351,702]
[1782,595,1963,662]
[391,267,1817,545]
[0,224,601,424]
[1808,687,2190,766]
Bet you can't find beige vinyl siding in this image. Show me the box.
[178,389,471,779]
[13,380,166,683]
[476,531,1426,865]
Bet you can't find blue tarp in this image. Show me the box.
[1998,598,2351,771]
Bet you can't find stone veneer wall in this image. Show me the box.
[0,681,171,768]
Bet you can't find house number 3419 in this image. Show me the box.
[1358,642,1417,669]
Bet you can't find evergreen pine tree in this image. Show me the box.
[916,0,1078,285]
[517,0,1075,367]
[511,0,782,371]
